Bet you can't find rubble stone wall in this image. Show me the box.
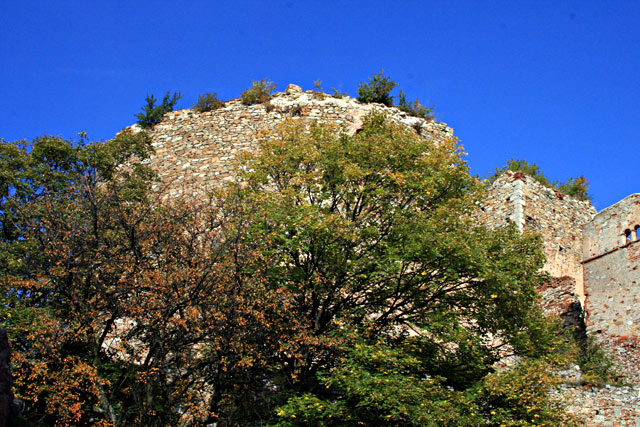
[583,194,640,258]
[135,85,453,200]
[478,171,596,297]
[583,194,640,382]
[553,384,640,426]
[584,243,640,337]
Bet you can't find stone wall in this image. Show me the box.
[478,171,596,297]
[133,84,453,200]
[537,276,584,331]
[583,194,640,259]
[583,194,640,382]
[552,384,640,426]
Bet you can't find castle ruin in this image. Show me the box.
[482,172,640,382]
[132,84,640,423]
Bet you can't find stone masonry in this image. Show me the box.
[134,84,452,200]
[476,170,640,425]
[478,171,596,299]
[583,194,640,384]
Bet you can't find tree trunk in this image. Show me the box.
[0,328,15,427]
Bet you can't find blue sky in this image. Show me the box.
[1,1,638,210]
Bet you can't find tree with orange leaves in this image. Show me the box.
[1,130,286,425]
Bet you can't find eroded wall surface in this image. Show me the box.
[583,194,640,380]
[583,194,640,259]
[132,85,453,200]
[478,171,596,296]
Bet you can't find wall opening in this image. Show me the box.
[625,228,632,244]
[635,225,640,241]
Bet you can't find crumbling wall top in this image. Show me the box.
[129,86,454,200]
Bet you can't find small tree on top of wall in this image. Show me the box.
[135,91,182,129]
[357,69,397,107]
[241,79,276,105]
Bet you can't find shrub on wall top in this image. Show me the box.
[241,79,276,105]
[357,69,396,107]
[193,92,225,112]
[135,91,182,129]
[397,90,434,120]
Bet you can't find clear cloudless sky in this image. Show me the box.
[1,1,639,210]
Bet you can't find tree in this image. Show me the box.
[224,113,570,423]
[3,114,574,425]
[135,91,182,129]
[241,79,276,105]
[396,90,434,119]
[357,69,397,106]
[272,340,576,426]
[1,130,157,425]
[557,175,591,201]
[2,131,281,425]
[193,92,225,112]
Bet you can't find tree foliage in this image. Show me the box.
[357,71,435,120]
[397,90,434,119]
[492,158,591,201]
[357,69,397,106]
[232,113,571,424]
[241,79,276,105]
[135,91,182,129]
[2,114,576,425]
[193,92,225,112]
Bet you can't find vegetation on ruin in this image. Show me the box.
[357,70,435,119]
[241,78,277,105]
[577,337,623,385]
[396,90,434,120]
[193,92,225,112]
[491,158,592,201]
[2,113,588,425]
[135,91,182,129]
[357,69,397,106]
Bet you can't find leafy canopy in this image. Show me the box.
[231,113,572,424]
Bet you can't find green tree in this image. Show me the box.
[241,79,276,105]
[225,113,570,424]
[272,340,576,426]
[397,90,434,119]
[135,91,182,129]
[357,69,397,106]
